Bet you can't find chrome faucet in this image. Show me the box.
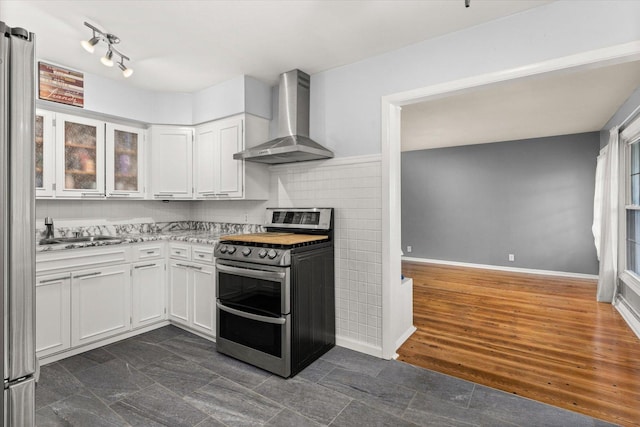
[44,217,54,239]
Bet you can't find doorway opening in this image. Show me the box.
[379,41,640,424]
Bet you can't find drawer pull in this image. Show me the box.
[176,263,190,268]
[134,263,156,269]
[39,276,69,284]
[190,265,203,271]
[146,250,156,254]
[74,271,101,279]
[197,254,205,258]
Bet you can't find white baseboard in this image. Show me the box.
[394,325,417,352]
[335,335,383,358]
[402,257,598,280]
[614,297,640,340]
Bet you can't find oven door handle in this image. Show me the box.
[216,302,286,325]
[216,263,285,282]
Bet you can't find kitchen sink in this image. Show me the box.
[39,235,123,245]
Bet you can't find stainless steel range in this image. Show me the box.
[214,208,335,378]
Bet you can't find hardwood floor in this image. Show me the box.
[397,262,640,427]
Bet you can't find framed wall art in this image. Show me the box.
[38,62,84,107]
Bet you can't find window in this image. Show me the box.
[624,118,640,278]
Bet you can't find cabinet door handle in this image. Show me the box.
[109,192,130,197]
[190,265,203,271]
[81,193,104,198]
[201,192,216,197]
[134,263,156,269]
[38,276,69,284]
[176,263,190,268]
[74,271,101,279]
[154,193,174,198]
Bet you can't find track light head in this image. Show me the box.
[101,49,114,67]
[81,35,100,53]
[118,61,133,78]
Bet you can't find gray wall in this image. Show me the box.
[401,133,600,275]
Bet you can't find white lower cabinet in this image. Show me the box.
[35,273,71,358]
[131,260,166,329]
[35,241,215,360]
[168,260,215,336]
[192,264,215,335]
[168,262,190,325]
[71,264,132,347]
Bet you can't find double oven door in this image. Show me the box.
[215,258,292,377]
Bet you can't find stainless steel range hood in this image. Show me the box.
[234,69,334,164]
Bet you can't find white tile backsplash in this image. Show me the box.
[269,155,382,348]
[36,199,192,224]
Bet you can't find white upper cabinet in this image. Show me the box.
[194,114,270,200]
[54,114,105,198]
[105,123,146,199]
[195,116,243,199]
[149,126,194,199]
[35,109,55,198]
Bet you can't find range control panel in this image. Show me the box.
[214,244,291,266]
[265,208,332,230]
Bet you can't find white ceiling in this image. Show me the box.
[3,1,637,150]
[0,0,550,92]
[401,60,640,151]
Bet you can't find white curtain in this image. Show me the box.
[595,128,619,302]
[592,147,606,260]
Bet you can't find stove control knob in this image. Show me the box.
[242,248,252,256]
[267,249,278,259]
[219,245,228,254]
[258,249,268,258]
[227,246,236,255]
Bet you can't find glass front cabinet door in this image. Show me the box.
[35,109,55,198]
[106,123,145,198]
[55,114,105,198]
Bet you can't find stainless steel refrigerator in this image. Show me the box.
[0,21,36,427]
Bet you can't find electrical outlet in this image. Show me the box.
[407,246,412,253]
[508,253,515,262]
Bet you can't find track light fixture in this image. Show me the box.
[80,21,133,78]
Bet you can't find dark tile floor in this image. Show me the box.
[35,326,616,426]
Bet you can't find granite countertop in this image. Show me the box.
[35,220,264,253]
[36,230,222,253]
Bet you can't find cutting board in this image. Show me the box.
[220,232,329,245]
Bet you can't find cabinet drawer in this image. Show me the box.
[192,246,214,264]
[169,243,191,260]
[134,244,164,261]
[36,246,131,275]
